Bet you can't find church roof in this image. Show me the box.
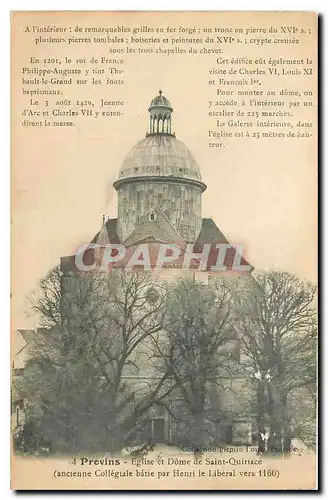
[195,218,229,247]
[91,218,120,244]
[95,220,110,246]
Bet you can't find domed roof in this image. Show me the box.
[149,90,173,111]
[116,135,203,183]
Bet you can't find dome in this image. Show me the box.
[116,134,204,184]
[149,90,172,111]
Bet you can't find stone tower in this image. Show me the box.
[113,91,207,243]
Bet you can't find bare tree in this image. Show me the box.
[234,271,317,455]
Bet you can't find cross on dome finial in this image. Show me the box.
[159,89,162,95]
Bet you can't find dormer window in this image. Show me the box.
[149,210,156,221]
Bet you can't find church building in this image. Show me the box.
[59,91,254,446]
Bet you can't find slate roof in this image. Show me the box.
[61,215,253,274]
[91,218,120,244]
[95,220,110,246]
[195,218,229,247]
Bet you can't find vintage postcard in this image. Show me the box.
[11,11,318,490]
